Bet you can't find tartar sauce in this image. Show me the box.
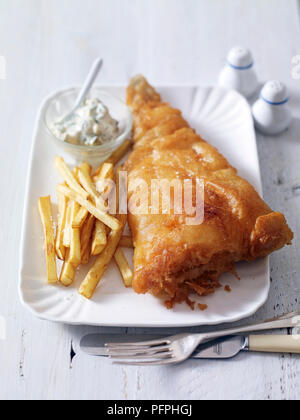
[52,98,119,146]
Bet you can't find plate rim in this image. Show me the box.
[18,84,270,328]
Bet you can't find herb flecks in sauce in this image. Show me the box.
[52,98,119,146]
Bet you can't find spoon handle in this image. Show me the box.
[74,58,103,110]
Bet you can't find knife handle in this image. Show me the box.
[249,335,300,353]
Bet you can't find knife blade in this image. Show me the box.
[80,333,248,359]
[193,336,247,358]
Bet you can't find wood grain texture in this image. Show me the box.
[0,0,299,400]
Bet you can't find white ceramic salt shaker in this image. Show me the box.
[218,46,258,98]
[252,80,292,135]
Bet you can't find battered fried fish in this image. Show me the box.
[124,75,293,307]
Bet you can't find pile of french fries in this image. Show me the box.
[38,140,134,299]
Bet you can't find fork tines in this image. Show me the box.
[105,338,173,365]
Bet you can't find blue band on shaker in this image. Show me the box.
[260,94,289,106]
[227,60,254,70]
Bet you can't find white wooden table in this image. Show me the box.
[1,0,300,400]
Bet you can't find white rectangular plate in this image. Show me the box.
[19,85,270,327]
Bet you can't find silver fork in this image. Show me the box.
[106,311,300,365]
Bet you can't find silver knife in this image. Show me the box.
[80,333,300,359]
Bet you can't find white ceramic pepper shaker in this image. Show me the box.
[252,80,292,135]
[218,46,258,98]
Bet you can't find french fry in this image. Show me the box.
[68,165,90,228]
[80,214,95,265]
[78,167,107,210]
[93,163,115,221]
[68,201,81,266]
[57,184,121,231]
[54,156,89,200]
[72,206,89,228]
[114,247,133,287]
[106,139,132,165]
[60,200,81,285]
[80,162,92,176]
[55,193,68,260]
[91,161,114,255]
[94,166,114,200]
[69,228,81,266]
[79,214,127,299]
[38,196,58,284]
[63,203,72,247]
[91,220,107,256]
[98,162,114,179]
[73,166,80,180]
[59,249,76,287]
[119,236,134,248]
[93,162,114,184]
